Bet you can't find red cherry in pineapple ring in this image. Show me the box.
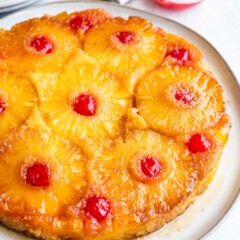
[30,36,54,54]
[25,163,50,187]
[84,196,111,222]
[0,98,6,113]
[72,94,97,116]
[168,48,189,63]
[186,133,212,153]
[69,16,92,31]
[115,31,135,45]
[175,89,194,104]
[156,0,204,10]
[140,156,163,178]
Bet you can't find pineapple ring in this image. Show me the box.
[0,126,86,216]
[179,133,221,181]
[0,29,8,70]
[84,16,166,92]
[1,17,80,73]
[163,33,203,66]
[177,114,231,193]
[38,50,131,141]
[0,71,36,138]
[137,65,225,136]
[85,131,196,234]
[54,9,112,41]
[125,107,150,132]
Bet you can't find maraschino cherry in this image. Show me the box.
[69,16,92,31]
[84,196,110,222]
[0,98,6,113]
[168,48,189,64]
[72,94,97,117]
[30,36,54,54]
[186,133,212,153]
[25,163,50,187]
[175,89,194,104]
[115,31,135,45]
[140,156,162,178]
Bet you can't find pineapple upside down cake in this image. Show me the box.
[0,8,231,240]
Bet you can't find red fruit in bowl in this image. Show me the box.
[156,0,204,10]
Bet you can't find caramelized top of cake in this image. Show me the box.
[0,8,231,240]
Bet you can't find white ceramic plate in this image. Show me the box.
[0,0,30,8]
[0,1,239,240]
[0,0,39,14]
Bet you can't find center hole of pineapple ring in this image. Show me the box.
[164,82,199,109]
[72,93,97,117]
[69,16,92,31]
[174,89,194,104]
[114,31,136,45]
[30,35,54,54]
[0,97,7,114]
[24,162,51,187]
[167,48,190,64]
[140,156,163,178]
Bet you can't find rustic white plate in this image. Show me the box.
[0,0,30,8]
[0,0,39,14]
[0,1,239,240]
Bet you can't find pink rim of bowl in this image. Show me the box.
[156,0,205,10]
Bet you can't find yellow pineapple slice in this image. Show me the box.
[0,71,36,138]
[163,33,203,66]
[2,16,80,73]
[84,17,166,92]
[175,112,231,195]
[0,29,8,70]
[37,50,131,142]
[70,191,113,237]
[51,11,68,21]
[84,130,196,237]
[212,113,231,146]
[194,115,231,181]
[125,107,150,131]
[54,9,112,42]
[25,106,53,133]
[0,126,86,216]
[137,65,225,136]
[176,114,231,195]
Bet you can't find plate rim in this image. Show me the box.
[0,0,40,14]
[0,0,29,8]
[0,1,239,239]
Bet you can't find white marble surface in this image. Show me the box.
[2,0,240,239]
